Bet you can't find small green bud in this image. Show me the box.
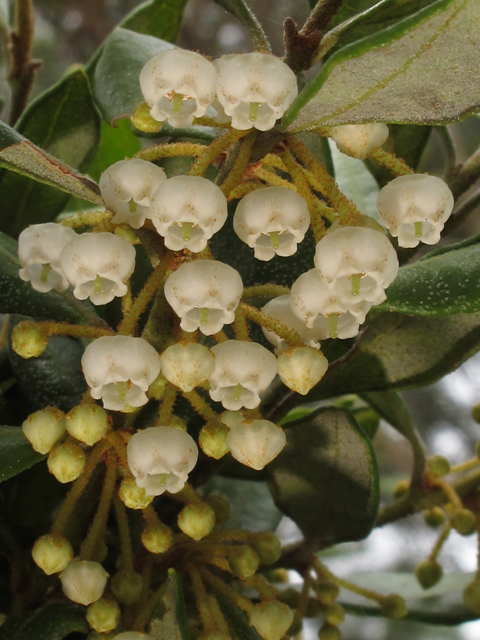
[111,569,143,605]
[318,624,341,640]
[471,403,480,424]
[0,614,6,626]
[207,493,230,524]
[249,600,294,640]
[252,532,281,565]
[228,545,259,578]
[306,598,323,617]
[22,407,66,455]
[48,443,86,483]
[11,321,48,359]
[276,588,300,609]
[423,506,445,528]
[414,559,443,589]
[426,454,451,478]
[316,582,340,606]
[380,594,407,619]
[32,534,73,575]
[323,603,344,626]
[66,404,110,446]
[142,523,173,554]
[451,508,476,536]
[199,422,230,459]
[119,477,154,510]
[177,503,215,541]
[147,374,167,401]
[463,580,480,614]
[393,480,409,499]
[86,598,120,633]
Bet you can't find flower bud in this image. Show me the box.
[66,404,109,446]
[18,223,77,293]
[111,569,143,605]
[177,502,216,541]
[261,295,324,354]
[393,479,409,499]
[22,407,65,454]
[119,477,154,510]
[48,443,86,483]
[316,582,340,606]
[32,534,73,575]
[415,559,443,589]
[160,343,215,392]
[60,560,108,605]
[233,187,310,261]
[249,600,294,640]
[252,532,281,565]
[207,493,230,524]
[99,158,166,229]
[380,594,407,619]
[323,603,344,626]
[277,347,328,395]
[127,426,198,496]
[318,624,341,640]
[220,410,244,428]
[165,261,243,336]
[426,454,450,478]
[199,422,230,459]
[11,321,48,359]
[142,523,173,554]
[148,374,167,401]
[423,507,445,528]
[228,545,259,578]
[463,580,480,614]
[330,123,389,160]
[86,598,121,633]
[227,420,286,470]
[451,508,476,536]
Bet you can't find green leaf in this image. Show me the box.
[0,68,101,237]
[217,596,263,640]
[0,231,103,325]
[93,28,173,123]
[88,119,141,182]
[268,407,379,548]
[211,0,271,51]
[0,603,89,640]
[0,426,45,482]
[284,0,480,130]
[122,0,188,39]
[149,569,191,640]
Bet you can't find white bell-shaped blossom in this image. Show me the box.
[127,426,198,496]
[150,176,228,252]
[216,52,298,131]
[81,336,161,411]
[164,260,243,335]
[330,124,389,160]
[18,223,77,293]
[60,232,136,306]
[60,560,108,605]
[99,158,166,229]
[290,269,369,339]
[277,347,329,395]
[160,343,215,392]
[226,419,286,470]
[314,227,399,308]
[209,341,277,411]
[376,174,454,248]
[140,49,217,128]
[233,187,310,261]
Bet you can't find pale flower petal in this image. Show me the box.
[330,124,389,160]
[227,420,286,470]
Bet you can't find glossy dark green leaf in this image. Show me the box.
[122,0,188,39]
[88,119,141,182]
[0,603,89,640]
[268,407,379,548]
[0,426,45,482]
[211,0,270,51]
[284,0,480,130]
[93,28,173,123]
[149,569,191,640]
[0,231,103,325]
[0,68,101,237]
[8,316,87,413]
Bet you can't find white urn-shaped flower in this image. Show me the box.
[226,419,286,470]
[277,346,329,395]
[60,232,136,305]
[18,223,77,293]
[376,174,454,248]
[216,52,298,131]
[150,176,228,252]
[60,560,108,605]
[81,336,161,411]
[233,187,310,261]
[140,49,217,128]
[209,340,277,410]
[164,260,243,335]
[160,343,215,392]
[127,426,198,496]
[99,158,166,228]
[330,123,389,160]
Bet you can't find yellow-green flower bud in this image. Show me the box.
[48,443,86,483]
[111,569,143,605]
[118,477,154,510]
[393,480,409,499]
[277,588,300,609]
[318,624,341,640]
[426,454,450,478]
[22,407,65,455]
[199,422,230,459]
[380,594,407,619]
[86,598,121,633]
[423,507,445,528]
[228,545,259,578]
[451,508,476,536]
[32,533,73,575]
[252,532,281,565]
[177,502,216,541]
[414,559,443,589]
[323,603,344,626]
[60,560,108,605]
[141,523,173,554]
[463,580,480,614]
[66,404,110,446]
[316,582,340,606]
[207,493,230,524]
[249,600,294,640]
[11,322,48,359]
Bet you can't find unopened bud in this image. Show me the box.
[86,598,120,633]
[207,493,230,524]
[22,407,65,454]
[277,588,300,609]
[111,569,143,605]
[32,534,73,575]
[318,624,341,640]
[119,477,154,510]
[11,321,48,358]
[393,480,409,499]
[277,347,328,395]
[423,506,445,528]
[451,508,476,536]
[147,374,167,401]
[199,422,230,459]
[249,600,294,640]
[60,560,108,605]
[463,580,480,614]
[415,559,443,589]
[48,443,86,483]
[426,454,450,478]
[380,594,407,619]
[142,523,173,554]
[316,582,340,606]
[252,532,281,565]
[228,545,259,578]
[323,603,344,626]
[178,503,215,541]
[66,404,109,446]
